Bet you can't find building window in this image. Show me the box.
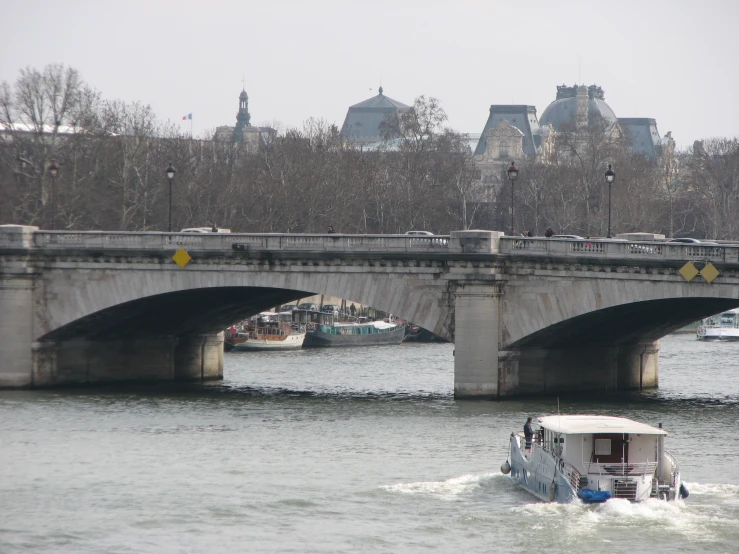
[499,141,509,158]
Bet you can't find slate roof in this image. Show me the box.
[539,97,618,130]
[340,87,412,143]
[474,105,540,156]
[618,118,662,157]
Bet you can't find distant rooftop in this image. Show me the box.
[340,87,412,143]
[474,105,540,157]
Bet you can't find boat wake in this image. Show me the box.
[508,479,739,546]
[683,481,739,499]
[380,472,499,501]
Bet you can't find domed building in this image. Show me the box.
[540,85,617,131]
[340,87,412,146]
[472,83,675,194]
[538,84,671,158]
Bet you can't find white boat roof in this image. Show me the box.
[536,415,667,435]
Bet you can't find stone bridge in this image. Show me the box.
[2,224,739,398]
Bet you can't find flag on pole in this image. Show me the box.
[182,113,192,120]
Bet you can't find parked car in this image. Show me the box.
[321,304,340,316]
[180,227,231,233]
[405,230,434,236]
[667,237,701,243]
[667,238,718,245]
[297,302,319,311]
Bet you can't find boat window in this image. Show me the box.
[594,438,611,456]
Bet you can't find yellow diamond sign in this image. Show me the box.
[679,261,698,282]
[172,248,192,268]
[700,262,720,283]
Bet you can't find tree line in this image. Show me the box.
[1,64,737,239]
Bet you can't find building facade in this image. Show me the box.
[472,84,675,188]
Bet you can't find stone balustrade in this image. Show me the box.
[499,236,739,263]
[25,230,451,253]
[3,226,739,263]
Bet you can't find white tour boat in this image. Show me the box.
[501,415,688,503]
[696,308,739,341]
[231,312,306,351]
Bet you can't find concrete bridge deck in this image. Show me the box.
[3,225,739,398]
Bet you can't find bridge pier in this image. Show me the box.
[453,284,503,399]
[0,274,36,387]
[513,340,659,395]
[174,333,224,381]
[617,341,659,390]
[0,225,36,387]
[26,333,225,387]
[33,338,179,386]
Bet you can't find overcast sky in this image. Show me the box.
[2,0,737,148]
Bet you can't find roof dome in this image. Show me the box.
[340,88,411,143]
[540,85,617,130]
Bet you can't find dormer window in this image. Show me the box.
[499,141,509,158]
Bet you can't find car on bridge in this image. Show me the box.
[667,237,718,245]
[180,227,231,233]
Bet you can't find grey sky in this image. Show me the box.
[2,0,737,148]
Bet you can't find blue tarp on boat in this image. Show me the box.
[577,489,612,503]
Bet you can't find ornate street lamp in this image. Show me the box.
[166,162,176,232]
[507,160,519,235]
[605,164,615,238]
[48,159,59,229]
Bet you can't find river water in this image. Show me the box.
[1,334,738,553]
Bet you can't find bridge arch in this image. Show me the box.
[496,275,739,396]
[502,274,739,347]
[36,266,451,343]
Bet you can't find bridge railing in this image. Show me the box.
[30,231,451,252]
[500,237,739,263]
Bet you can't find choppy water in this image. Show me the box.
[1,335,738,553]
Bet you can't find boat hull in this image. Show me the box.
[231,332,305,351]
[509,434,578,503]
[303,325,405,347]
[697,330,739,341]
[403,326,449,343]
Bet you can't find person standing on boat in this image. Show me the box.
[524,417,534,449]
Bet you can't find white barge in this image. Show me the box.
[502,415,688,503]
[697,308,739,341]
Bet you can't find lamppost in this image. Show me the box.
[605,164,615,238]
[166,162,176,232]
[48,159,59,229]
[507,160,519,235]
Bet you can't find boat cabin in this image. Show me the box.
[292,309,335,327]
[536,415,668,495]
